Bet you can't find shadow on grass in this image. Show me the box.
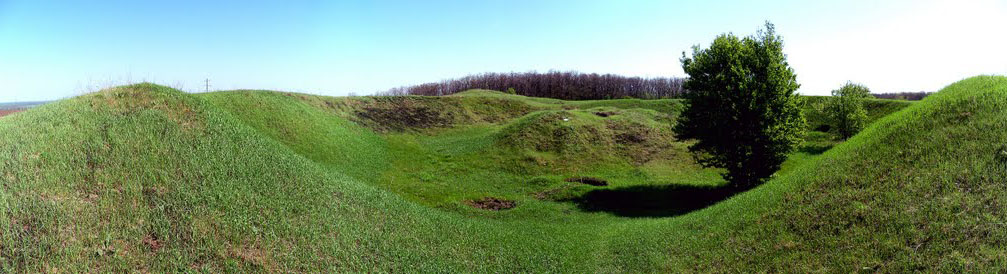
[560,184,740,218]
[797,144,833,155]
[561,143,834,218]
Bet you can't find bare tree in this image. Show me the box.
[380,71,686,100]
[872,91,932,101]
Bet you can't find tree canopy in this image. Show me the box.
[676,22,805,189]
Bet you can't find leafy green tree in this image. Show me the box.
[825,82,871,139]
[676,22,805,189]
[506,87,517,95]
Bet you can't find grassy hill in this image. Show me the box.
[2,76,1000,272]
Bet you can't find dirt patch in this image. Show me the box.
[143,233,164,251]
[0,109,23,118]
[343,95,535,133]
[594,111,617,117]
[607,121,652,144]
[464,197,517,210]
[354,97,453,132]
[357,105,447,131]
[615,131,648,144]
[565,177,608,186]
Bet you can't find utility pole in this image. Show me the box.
[204,79,210,92]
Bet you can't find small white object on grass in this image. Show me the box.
[562,118,570,122]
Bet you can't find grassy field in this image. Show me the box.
[3,76,1004,272]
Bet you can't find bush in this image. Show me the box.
[676,22,805,189]
[825,82,871,139]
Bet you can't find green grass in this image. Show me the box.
[201,89,708,223]
[0,76,1001,272]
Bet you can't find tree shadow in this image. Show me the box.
[797,144,833,155]
[558,184,740,218]
[557,142,833,218]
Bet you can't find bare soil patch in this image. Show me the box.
[606,121,651,144]
[354,97,453,132]
[464,197,517,210]
[143,233,164,251]
[565,177,609,186]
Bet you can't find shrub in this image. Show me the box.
[676,22,805,189]
[825,82,871,139]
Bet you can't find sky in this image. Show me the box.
[1,0,1006,102]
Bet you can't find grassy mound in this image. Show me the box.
[0,84,353,271]
[753,75,1007,271]
[0,84,579,272]
[1,76,1001,272]
[496,108,676,165]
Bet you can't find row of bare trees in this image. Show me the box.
[378,71,686,100]
[871,91,933,101]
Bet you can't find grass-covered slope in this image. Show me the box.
[0,84,587,272]
[0,76,1003,272]
[649,75,1007,271]
[756,76,1007,271]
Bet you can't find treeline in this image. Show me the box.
[379,71,686,100]
[872,91,932,101]
[377,71,933,101]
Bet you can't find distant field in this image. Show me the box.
[0,101,48,118]
[0,109,23,117]
[0,101,49,110]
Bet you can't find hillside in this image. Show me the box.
[739,75,1007,271]
[1,77,1000,272]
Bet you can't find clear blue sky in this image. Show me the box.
[2,0,1005,102]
